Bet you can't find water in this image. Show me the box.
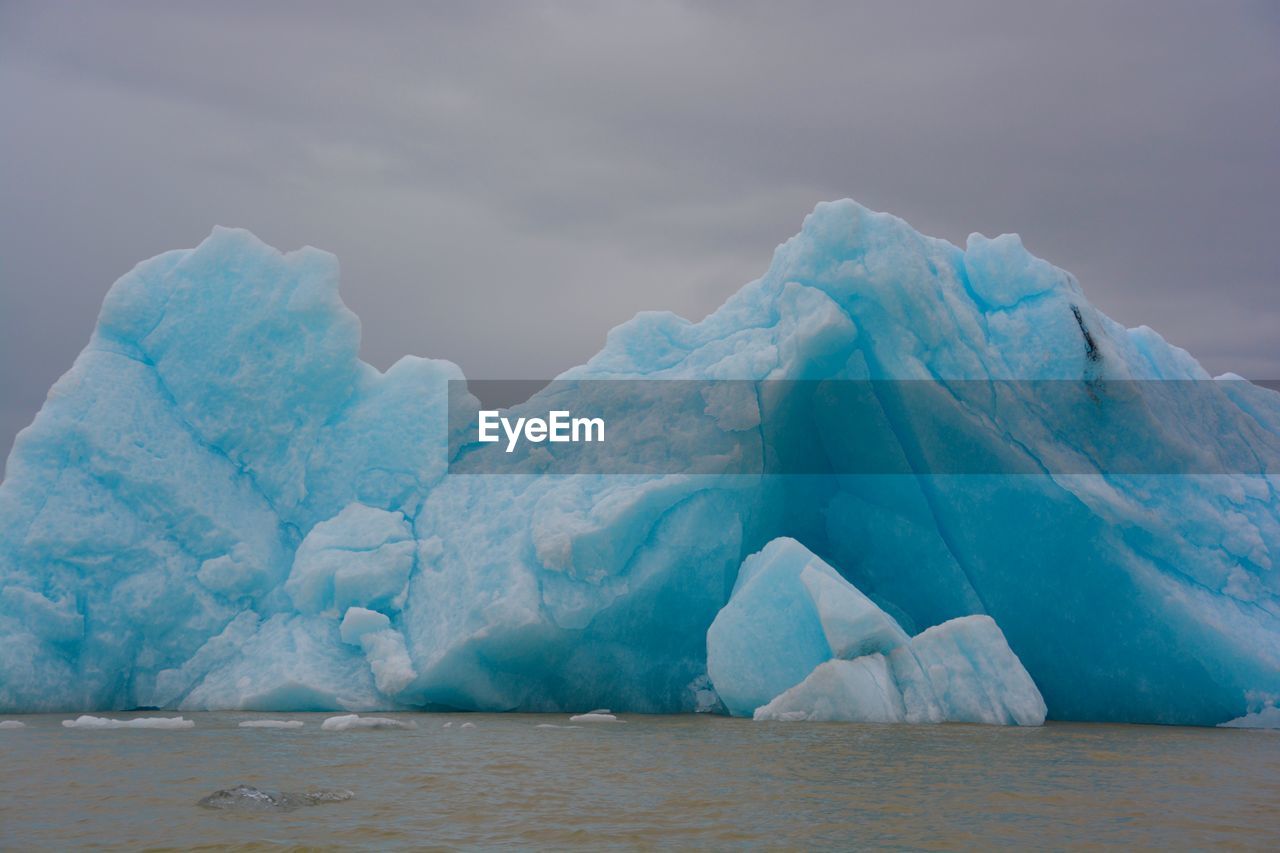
[2,712,1278,849]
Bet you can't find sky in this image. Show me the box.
[2,1,1278,461]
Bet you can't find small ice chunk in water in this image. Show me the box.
[442,721,453,728]
[238,720,304,729]
[197,784,354,812]
[535,723,580,729]
[460,722,475,728]
[320,714,415,731]
[0,720,25,729]
[1219,706,1280,730]
[61,715,194,729]
[569,711,622,722]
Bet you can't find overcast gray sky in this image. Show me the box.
[2,1,1278,461]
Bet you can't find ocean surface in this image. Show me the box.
[1,712,1278,849]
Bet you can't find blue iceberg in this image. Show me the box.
[1,201,1278,725]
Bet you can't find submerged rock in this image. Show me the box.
[197,784,353,812]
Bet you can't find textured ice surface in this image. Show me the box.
[287,504,415,615]
[754,619,1046,724]
[888,616,1046,725]
[2,202,1279,724]
[755,657,907,723]
[61,715,193,729]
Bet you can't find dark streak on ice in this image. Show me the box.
[1070,304,1100,363]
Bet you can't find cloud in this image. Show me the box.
[2,0,1278,459]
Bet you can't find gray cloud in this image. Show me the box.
[2,0,1278,460]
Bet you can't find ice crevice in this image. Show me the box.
[107,343,294,542]
[860,354,992,617]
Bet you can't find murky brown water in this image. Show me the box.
[1,712,1278,849]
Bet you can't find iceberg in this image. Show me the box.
[1,201,1278,725]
